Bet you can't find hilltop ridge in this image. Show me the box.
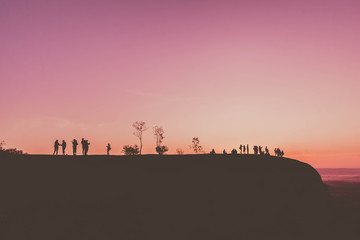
[0,154,331,240]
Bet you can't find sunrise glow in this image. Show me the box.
[1,0,359,167]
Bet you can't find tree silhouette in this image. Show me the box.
[153,126,168,155]
[156,146,168,155]
[190,137,203,153]
[153,126,164,147]
[122,145,140,155]
[132,121,148,155]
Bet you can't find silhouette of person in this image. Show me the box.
[253,145,258,155]
[72,139,78,155]
[53,140,60,155]
[223,149,227,154]
[84,140,90,155]
[259,146,263,155]
[246,144,249,154]
[81,138,86,155]
[210,149,216,154]
[281,150,284,157]
[265,146,269,155]
[106,143,111,155]
[61,140,66,155]
[239,145,243,154]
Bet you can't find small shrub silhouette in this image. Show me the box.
[122,145,140,155]
[156,146,168,155]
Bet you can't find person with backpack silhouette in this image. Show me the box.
[53,140,60,155]
[72,139,78,155]
[61,140,67,155]
[106,143,111,155]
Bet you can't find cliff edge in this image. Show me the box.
[0,154,331,239]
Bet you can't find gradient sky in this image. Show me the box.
[1,0,359,167]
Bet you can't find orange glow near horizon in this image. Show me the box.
[1,0,360,167]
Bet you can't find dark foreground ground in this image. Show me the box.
[322,181,360,239]
[0,154,354,240]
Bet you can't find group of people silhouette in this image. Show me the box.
[239,144,249,154]
[253,145,271,155]
[53,140,67,155]
[53,138,92,156]
[53,139,112,156]
[274,148,285,157]
[213,144,285,157]
[253,145,285,157]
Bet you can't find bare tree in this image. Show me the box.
[153,126,164,147]
[190,137,203,153]
[153,126,168,155]
[132,121,148,155]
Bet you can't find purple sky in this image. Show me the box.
[1,0,360,167]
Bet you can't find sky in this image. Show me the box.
[0,0,359,167]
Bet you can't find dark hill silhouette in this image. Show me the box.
[0,154,333,240]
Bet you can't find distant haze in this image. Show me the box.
[1,0,359,167]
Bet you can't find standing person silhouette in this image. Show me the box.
[246,144,249,154]
[106,143,111,155]
[81,138,86,155]
[53,140,60,155]
[239,145,243,154]
[253,145,258,155]
[265,146,269,155]
[84,140,90,155]
[72,139,78,155]
[259,146,263,155]
[61,140,66,155]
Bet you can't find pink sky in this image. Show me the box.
[1,0,359,167]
